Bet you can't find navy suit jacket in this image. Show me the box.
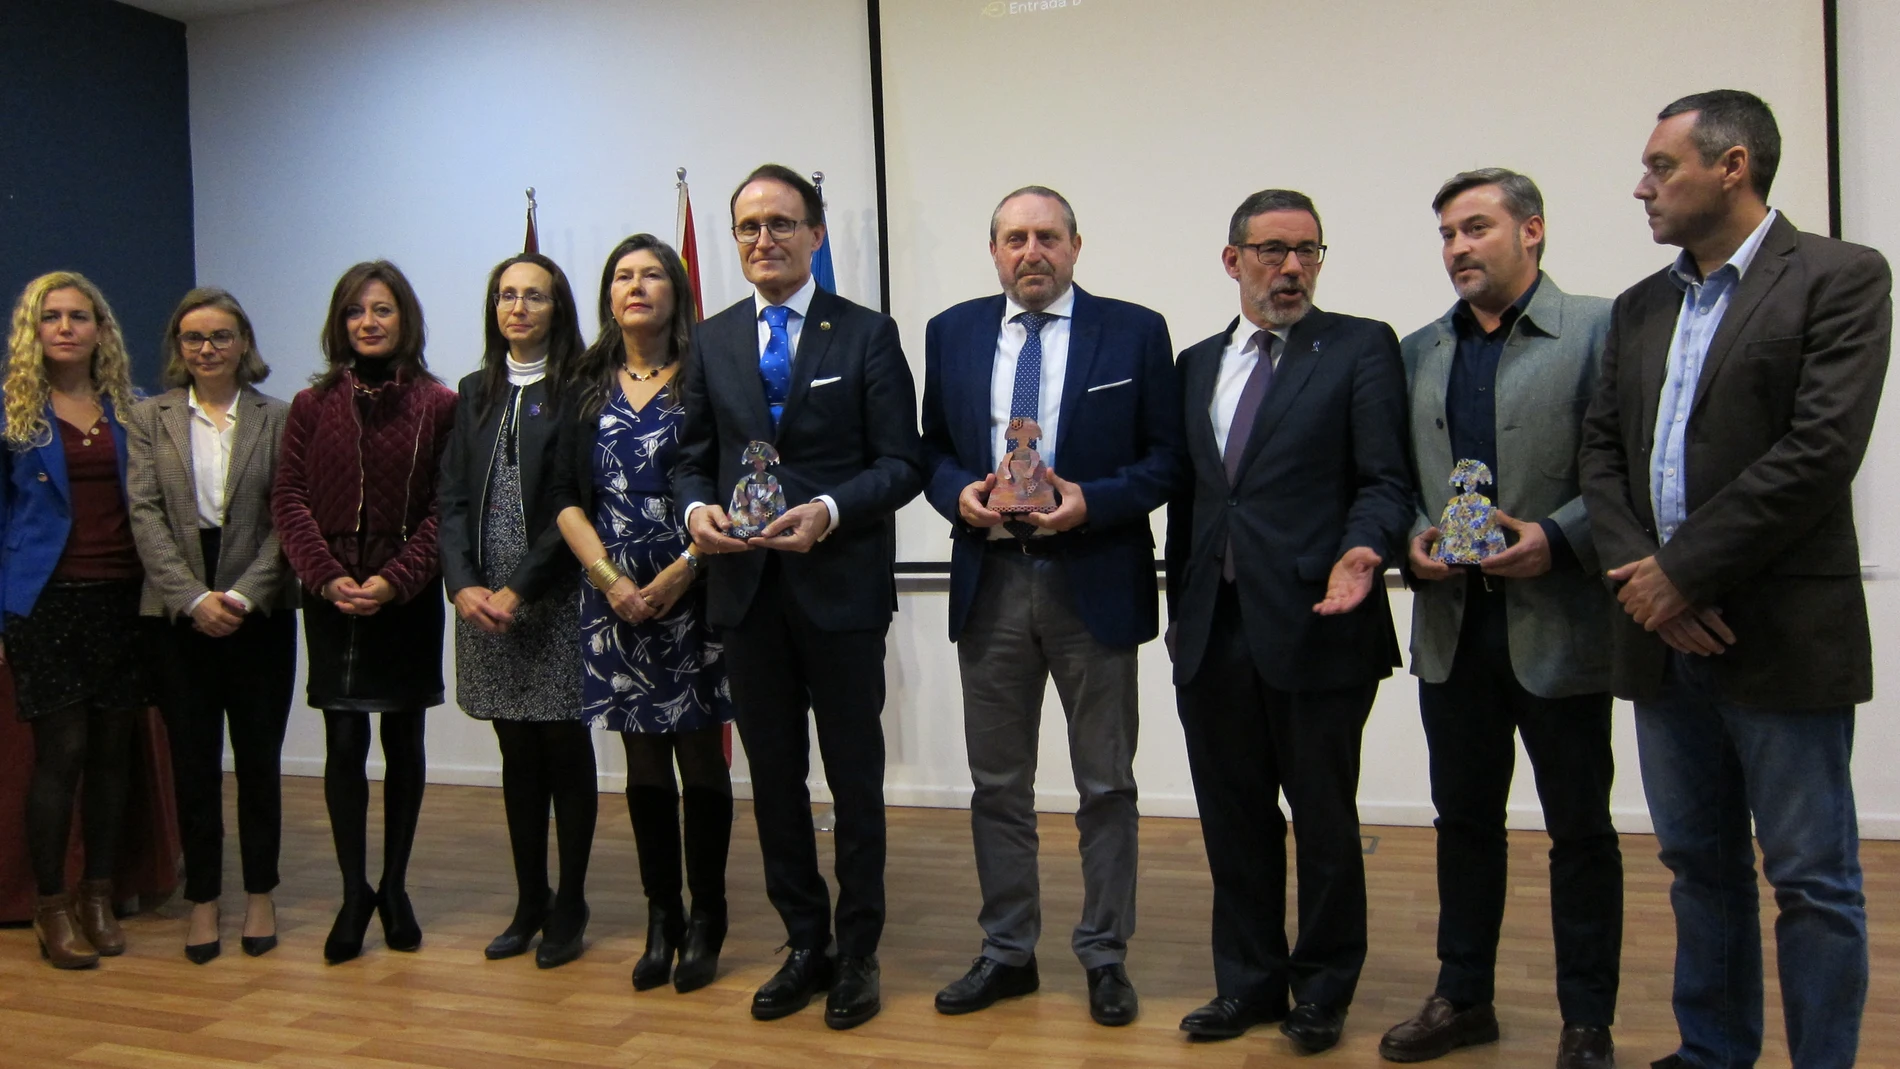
[0,401,132,630]
[921,286,1182,646]
[673,286,924,632]
[1165,310,1411,690]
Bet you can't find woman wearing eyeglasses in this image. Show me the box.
[126,288,297,964]
[550,234,734,994]
[438,253,595,968]
[2,271,152,968]
[272,260,457,965]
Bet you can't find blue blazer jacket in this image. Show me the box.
[0,401,132,631]
[921,286,1182,647]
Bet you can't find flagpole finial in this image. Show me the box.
[526,187,536,207]
[812,171,825,187]
[677,167,687,184]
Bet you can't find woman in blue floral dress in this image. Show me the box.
[550,234,734,996]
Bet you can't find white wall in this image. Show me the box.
[185,0,1900,836]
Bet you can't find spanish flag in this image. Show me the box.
[676,170,705,322]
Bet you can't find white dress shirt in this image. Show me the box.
[1210,321,1287,456]
[985,286,1075,539]
[185,386,253,614]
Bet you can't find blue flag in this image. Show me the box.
[811,225,836,293]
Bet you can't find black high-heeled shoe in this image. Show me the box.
[241,895,278,957]
[535,898,589,970]
[485,889,552,960]
[631,901,685,990]
[184,903,221,964]
[323,884,379,965]
[377,883,422,952]
[673,904,727,993]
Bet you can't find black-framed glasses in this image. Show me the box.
[179,330,238,351]
[1236,242,1327,267]
[494,291,552,311]
[732,218,806,244]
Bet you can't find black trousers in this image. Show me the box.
[1177,582,1375,1012]
[1418,583,1621,1026]
[723,559,888,957]
[154,606,297,903]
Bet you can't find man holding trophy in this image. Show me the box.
[1388,168,1622,1069]
[919,185,1181,1026]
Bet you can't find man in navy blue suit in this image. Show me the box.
[920,186,1182,1027]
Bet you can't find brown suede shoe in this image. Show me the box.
[73,879,126,956]
[1379,995,1500,1062]
[34,894,100,969]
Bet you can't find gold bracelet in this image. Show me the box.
[585,556,624,592]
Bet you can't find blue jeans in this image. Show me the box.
[1636,654,1866,1069]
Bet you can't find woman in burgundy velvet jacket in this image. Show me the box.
[271,260,456,965]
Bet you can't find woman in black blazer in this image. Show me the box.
[126,288,297,964]
[437,253,595,967]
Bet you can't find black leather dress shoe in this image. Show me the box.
[935,955,1040,1014]
[1179,995,1287,1039]
[1281,1002,1347,1053]
[825,955,882,1029]
[1085,963,1138,1026]
[751,948,835,1021]
[535,900,588,969]
[1557,1024,1615,1069]
[1379,995,1499,1061]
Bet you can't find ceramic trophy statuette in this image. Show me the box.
[1432,458,1509,564]
[988,416,1058,514]
[728,440,789,539]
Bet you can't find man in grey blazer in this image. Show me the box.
[1580,90,1890,1069]
[1386,170,1619,1069]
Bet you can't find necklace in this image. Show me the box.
[622,359,674,382]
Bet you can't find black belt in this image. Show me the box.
[984,533,1077,557]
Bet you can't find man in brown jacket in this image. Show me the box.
[1578,89,1890,1069]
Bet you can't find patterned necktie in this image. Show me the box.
[1222,329,1276,580]
[760,304,793,428]
[1005,312,1051,540]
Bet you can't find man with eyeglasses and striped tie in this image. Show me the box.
[1166,188,1411,1052]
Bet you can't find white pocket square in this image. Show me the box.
[1086,378,1133,392]
[809,376,843,387]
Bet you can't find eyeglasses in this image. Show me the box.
[494,291,552,311]
[1236,242,1328,267]
[731,218,807,244]
[179,330,238,351]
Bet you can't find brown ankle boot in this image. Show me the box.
[34,894,100,969]
[73,879,125,956]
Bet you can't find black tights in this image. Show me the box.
[493,719,598,914]
[322,709,426,897]
[26,704,136,896]
[623,727,732,913]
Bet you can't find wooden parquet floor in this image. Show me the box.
[0,776,1894,1068]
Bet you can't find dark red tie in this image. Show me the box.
[1222,330,1275,580]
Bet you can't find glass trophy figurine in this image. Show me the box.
[1432,458,1509,564]
[988,416,1058,514]
[728,440,788,539]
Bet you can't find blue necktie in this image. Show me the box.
[1005,312,1051,539]
[760,304,793,428]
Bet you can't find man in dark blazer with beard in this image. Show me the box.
[1165,188,1411,1053]
[675,163,924,1031]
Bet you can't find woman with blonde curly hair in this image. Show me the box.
[1,271,151,969]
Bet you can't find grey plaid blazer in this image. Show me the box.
[127,385,297,618]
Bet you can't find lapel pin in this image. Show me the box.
[1311,341,1321,351]
[819,321,832,331]
[528,402,542,418]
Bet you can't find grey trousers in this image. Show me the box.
[956,550,1140,969]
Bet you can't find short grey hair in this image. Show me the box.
[990,186,1078,241]
[1227,189,1322,246]
[1431,168,1547,262]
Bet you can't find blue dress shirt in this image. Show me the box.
[1650,209,1779,542]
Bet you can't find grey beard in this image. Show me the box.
[1263,295,1312,326]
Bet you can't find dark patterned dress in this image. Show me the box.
[580,388,732,733]
[455,388,583,721]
